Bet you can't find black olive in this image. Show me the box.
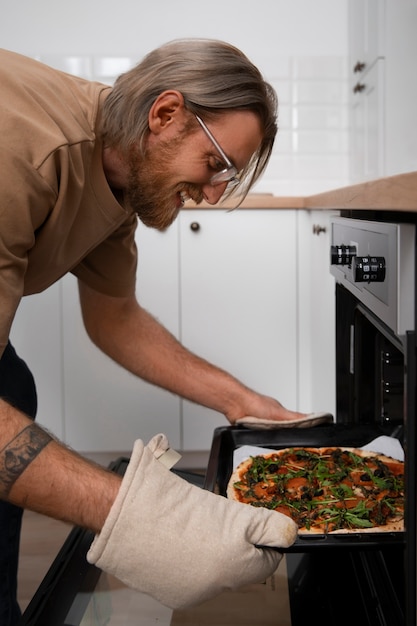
[374,469,386,478]
[360,473,372,481]
[268,464,278,473]
[314,489,324,497]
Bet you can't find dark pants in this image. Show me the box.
[0,342,37,626]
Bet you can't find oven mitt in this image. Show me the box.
[235,412,334,430]
[87,434,297,609]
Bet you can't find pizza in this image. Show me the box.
[227,447,404,534]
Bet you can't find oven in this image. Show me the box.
[329,215,417,626]
[204,213,417,626]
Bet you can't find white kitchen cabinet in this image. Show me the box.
[63,209,300,452]
[62,209,300,452]
[349,0,384,74]
[384,0,417,177]
[61,221,182,453]
[178,209,299,450]
[348,0,384,182]
[350,60,385,183]
[348,0,417,182]
[297,210,337,418]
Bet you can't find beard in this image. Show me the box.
[125,136,203,231]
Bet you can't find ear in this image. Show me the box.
[148,90,187,136]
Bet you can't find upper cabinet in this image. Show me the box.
[348,0,417,183]
[350,60,385,183]
[349,0,384,73]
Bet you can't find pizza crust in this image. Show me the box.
[227,447,404,535]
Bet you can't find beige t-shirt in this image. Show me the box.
[0,49,138,355]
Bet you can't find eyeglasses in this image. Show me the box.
[195,114,239,186]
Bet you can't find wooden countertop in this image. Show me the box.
[183,193,305,210]
[184,171,417,212]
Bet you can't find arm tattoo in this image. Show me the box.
[0,424,52,498]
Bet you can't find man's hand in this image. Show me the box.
[229,393,333,429]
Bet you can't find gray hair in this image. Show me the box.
[100,38,278,201]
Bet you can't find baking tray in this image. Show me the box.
[204,423,406,551]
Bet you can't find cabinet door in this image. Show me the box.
[179,209,298,450]
[297,210,336,417]
[349,0,385,183]
[62,221,181,453]
[349,0,384,74]
[350,60,385,182]
[384,0,417,177]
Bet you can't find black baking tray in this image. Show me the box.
[204,423,405,551]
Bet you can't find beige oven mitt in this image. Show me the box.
[87,434,297,609]
[235,412,334,429]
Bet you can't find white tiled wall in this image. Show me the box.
[261,56,350,196]
[39,53,350,197]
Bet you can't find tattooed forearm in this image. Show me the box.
[0,424,52,498]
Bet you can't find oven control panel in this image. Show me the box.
[330,217,415,336]
[330,245,386,283]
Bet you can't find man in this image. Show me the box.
[0,39,329,623]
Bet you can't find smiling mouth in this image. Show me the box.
[176,190,194,208]
[176,191,187,208]
[176,189,204,209]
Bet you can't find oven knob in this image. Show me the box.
[352,256,386,282]
[330,244,357,265]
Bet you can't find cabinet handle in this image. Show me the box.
[313,224,326,235]
[190,221,200,232]
[353,82,366,94]
[353,61,366,73]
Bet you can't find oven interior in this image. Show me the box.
[335,282,406,431]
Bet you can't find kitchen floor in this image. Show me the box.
[18,510,72,612]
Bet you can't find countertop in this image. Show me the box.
[184,171,417,212]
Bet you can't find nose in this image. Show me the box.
[201,182,228,205]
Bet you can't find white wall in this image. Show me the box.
[1,1,347,57]
[1,0,349,195]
